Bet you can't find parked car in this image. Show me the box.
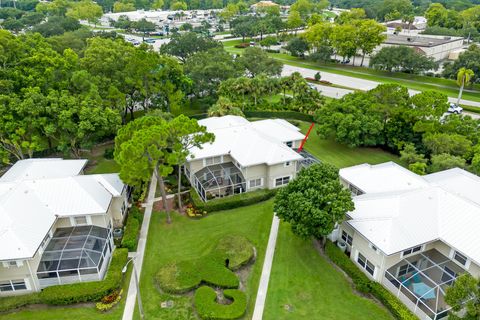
[149,31,164,36]
[249,41,256,46]
[144,38,156,43]
[447,103,463,114]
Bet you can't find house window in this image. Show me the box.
[205,156,222,166]
[357,253,375,276]
[402,245,422,257]
[275,176,290,187]
[397,261,417,277]
[453,251,468,266]
[2,261,23,268]
[0,280,27,292]
[441,266,457,285]
[249,178,262,188]
[341,230,353,246]
[73,216,88,226]
[286,141,293,147]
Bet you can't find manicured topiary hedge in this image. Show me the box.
[325,241,418,320]
[0,248,128,312]
[156,257,239,294]
[190,188,277,213]
[215,235,255,270]
[155,235,254,294]
[121,209,141,251]
[194,286,247,320]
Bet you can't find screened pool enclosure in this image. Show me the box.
[383,249,463,320]
[36,225,113,288]
[191,162,246,202]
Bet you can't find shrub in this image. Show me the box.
[156,235,254,294]
[215,235,254,270]
[96,289,123,312]
[370,283,418,320]
[104,147,114,159]
[234,43,249,48]
[325,241,418,320]
[121,210,141,251]
[190,188,277,213]
[194,286,247,320]
[156,257,239,294]
[324,241,372,293]
[0,249,128,311]
[40,248,128,305]
[243,111,314,122]
[0,293,41,313]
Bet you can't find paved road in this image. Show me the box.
[282,64,480,108]
[252,214,280,320]
[122,174,157,320]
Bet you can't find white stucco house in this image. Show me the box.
[185,116,318,201]
[334,162,480,320]
[0,159,129,296]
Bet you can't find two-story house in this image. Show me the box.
[185,116,312,202]
[0,158,129,296]
[335,162,480,320]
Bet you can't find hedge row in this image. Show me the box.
[121,208,141,251]
[41,248,128,305]
[155,255,239,294]
[244,111,314,122]
[189,111,314,122]
[325,241,418,320]
[0,248,128,312]
[194,286,247,320]
[190,188,277,213]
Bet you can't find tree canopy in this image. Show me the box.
[274,163,354,240]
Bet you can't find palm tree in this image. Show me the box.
[456,68,474,106]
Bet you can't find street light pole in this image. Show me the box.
[123,258,145,319]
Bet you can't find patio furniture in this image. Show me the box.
[399,276,411,287]
[412,272,422,283]
[412,282,436,299]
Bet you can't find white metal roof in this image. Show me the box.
[343,162,480,265]
[0,185,56,260]
[250,119,305,143]
[424,168,480,206]
[339,162,429,193]
[0,158,87,182]
[0,159,125,261]
[190,116,304,167]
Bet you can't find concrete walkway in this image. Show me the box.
[252,214,280,320]
[122,174,157,320]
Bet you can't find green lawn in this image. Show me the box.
[263,223,393,320]
[299,122,401,168]
[133,201,274,319]
[0,267,133,320]
[83,142,120,174]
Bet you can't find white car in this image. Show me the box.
[447,103,463,114]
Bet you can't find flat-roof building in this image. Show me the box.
[376,33,464,61]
